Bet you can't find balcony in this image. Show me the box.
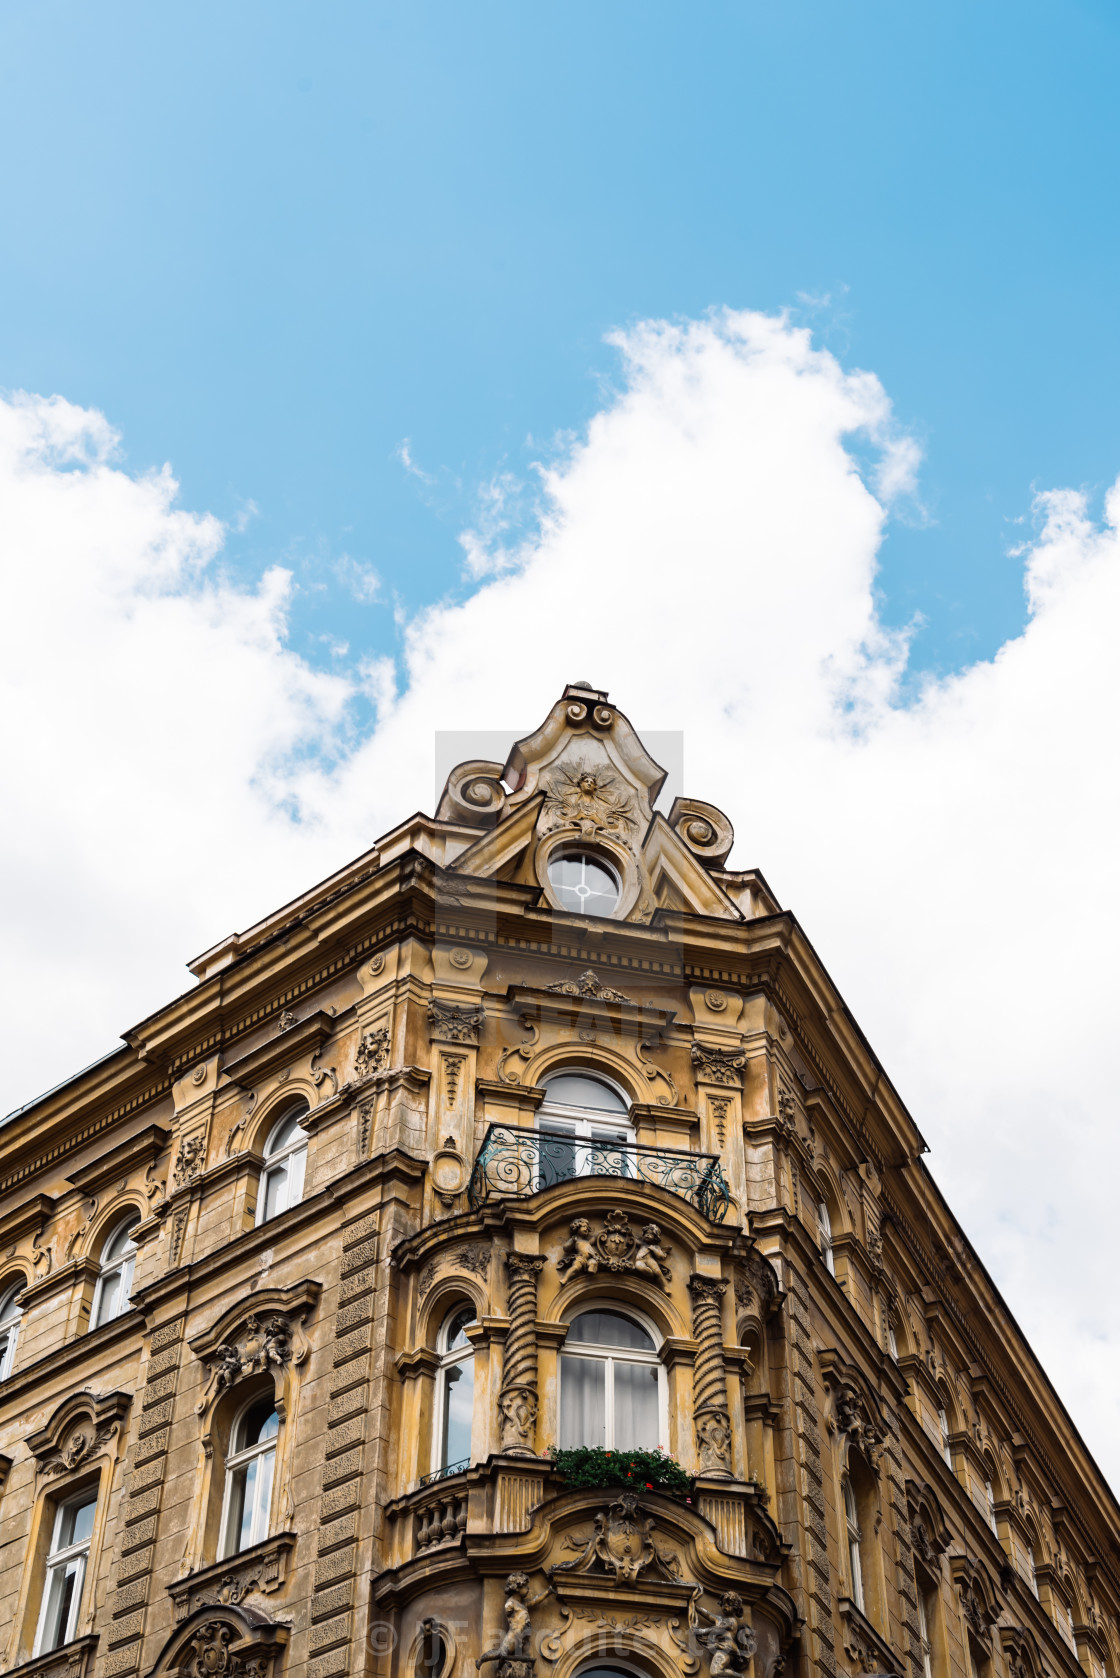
[467,1124,731,1223]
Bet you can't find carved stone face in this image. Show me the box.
[570,1218,592,1238]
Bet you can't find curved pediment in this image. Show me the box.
[145,1603,288,1678]
[26,1387,131,1478]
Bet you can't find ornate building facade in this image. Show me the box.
[0,683,1115,1678]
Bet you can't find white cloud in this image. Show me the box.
[2,310,1118,1483]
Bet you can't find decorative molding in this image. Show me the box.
[950,1554,1002,1645]
[455,1244,491,1278]
[839,1596,902,1675]
[689,1274,733,1477]
[906,1479,950,1573]
[26,1389,131,1479]
[540,759,639,843]
[148,1610,289,1678]
[221,1011,334,1090]
[552,1491,683,1584]
[820,1347,888,1465]
[354,1025,390,1079]
[544,969,631,1004]
[189,1280,321,1416]
[65,1125,171,1197]
[167,1533,297,1624]
[172,1134,206,1191]
[690,1044,746,1087]
[498,1254,544,1455]
[427,1000,486,1044]
[999,1625,1050,1678]
[554,1211,671,1290]
[3,1633,99,1678]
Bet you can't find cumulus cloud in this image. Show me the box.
[2,310,1117,1478]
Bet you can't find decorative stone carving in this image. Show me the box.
[951,1555,1001,1645]
[540,759,638,841]
[691,1047,745,1087]
[417,1261,438,1299]
[689,1274,733,1476]
[277,1010,298,1031]
[691,1044,746,1087]
[695,1591,756,1677]
[173,1134,206,1189]
[555,1211,672,1289]
[27,1389,131,1478]
[906,1480,950,1573]
[545,968,631,1003]
[476,1571,547,1678]
[455,1245,490,1278]
[1000,1626,1049,1678]
[553,1491,682,1584]
[65,1195,99,1258]
[498,1253,544,1455]
[168,1533,297,1623]
[820,1349,887,1465]
[428,1000,486,1044]
[437,759,508,828]
[669,797,735,868]
[354,1025,390,1078]
[191,1287,319,1417]
[443,1054,466,1105]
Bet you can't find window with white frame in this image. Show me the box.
[257,1108,308,1225]
[818,1198,836,1276]
[843,1473,864,1610]
[536,1072,632,1189]
[547,851,622,918]
[886,1312,899,1360]
[434,1307,476,1475]
[916,1577,935,1678]
[0,1282,22,1380]
[983,1477,998,1534]
[937,1405,952,1467]
[1027,1543,1039,1597]
[559,1308,664,1451]
[220,1392,279,1557]
[34,1488,97,1654]
[91,1218,138,1330]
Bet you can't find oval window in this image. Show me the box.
[547,852,621,917]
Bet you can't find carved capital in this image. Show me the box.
[428,1000,486,1045]
[690,1043,746,1087]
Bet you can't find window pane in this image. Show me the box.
[560,1354,606,1448]
[612,1360,660,1450]
[94,1268,121,1328]
[538,1126,577,1187]
[445,1310,475,1352]
[567,1311,654,1351]
[286,1144,306,1206]
[236,1458,259,1551]
[442,1359,474,1466]
[59,1494,96,1549]
[236,1397,280,1451]
[225,1463,248,1554]
[266,1114,301,1155]
[40,1556,84,1651]
[263,1161,288,1221]
[543,1074,627,1114]
[251,1446,275,1545]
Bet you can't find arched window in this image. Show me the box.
[916,1576,936,1678]
[0,1282,22,1380]
[818,1197,836,1276]
[559,1309,664,1451]
[34,1487,97,1654]
[843,1472,864,1607]
[547,851,621,918]
[936,1401,953,1467]
[433,1307,475,1476]
[257,1107,308,1225]
[1027,1540,1040,1597]
[91,1217,138,1329]
[983,1472,998,1534]
[537,1071,632,1188]
[219,1391,279,1556]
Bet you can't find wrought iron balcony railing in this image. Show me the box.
[467,1124,731,1224]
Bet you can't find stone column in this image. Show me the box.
[499,1253,545,1455]
[689,1273,733,1478]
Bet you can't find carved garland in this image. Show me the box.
[27,1389,132,1479]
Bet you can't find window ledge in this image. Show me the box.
[6,1634,99,1678]
[166,1531,297,1625]
[839,1596,903,1677]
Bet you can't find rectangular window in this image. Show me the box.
[938,1407,952,1467]
[917,1583,934,1678]
[35,1490,96,1654]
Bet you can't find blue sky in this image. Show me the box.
[4,0,1120,686]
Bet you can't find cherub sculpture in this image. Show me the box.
[632,1223,672,1288]
[476,1572,550,1678]
[556,1217,599,1280]
[696,1592,756,1677]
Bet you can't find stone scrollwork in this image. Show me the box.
[428,1000,486,1045]
[176,1616,287,1678]
[437,759,509,828]
[555,1211,672,1289]
[190,1282,320,1420]
[27,1389,131,1479]
[691,1044,746,1088]
[545,968,631,1003]
[552,1490,683,1584]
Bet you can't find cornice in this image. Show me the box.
[65,1122,171,1195]
[0,1307,144,1413]
[220,1011,336,1089]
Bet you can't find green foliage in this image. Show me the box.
[548,1445,693,1497]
